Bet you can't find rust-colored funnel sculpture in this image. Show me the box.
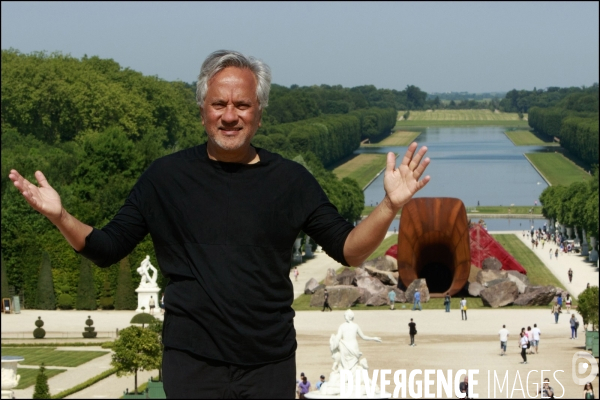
[397,197,470,297]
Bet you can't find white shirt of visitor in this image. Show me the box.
[499,328,509,342]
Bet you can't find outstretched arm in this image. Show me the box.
[357,326,382,342]
[343,142,430,266]
[9,170,92,251]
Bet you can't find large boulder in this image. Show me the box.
[365,293,389,306]
[356,276,387,301]
[365,266,398,286]
[486,278,510,287]
[513,286,557,306]
[476,269,508,286]
[467,282,485,297]
[390,287,406,303]
[482,257,502,271]
[405,279,430,303]
[480,280,519,308]
[304,278,321,295]
[336,268,357,286]
[310,286,361,308]
[506,273,528,294]
[507,270,530,285]
[468,265,481,283]
[361,255,397,272]
[324,268,338,286]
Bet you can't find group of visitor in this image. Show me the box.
[517,323,541,364]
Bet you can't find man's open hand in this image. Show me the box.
[9,170,63,222]
[383,142,430,210]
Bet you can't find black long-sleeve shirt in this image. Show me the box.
[80,144,354,365]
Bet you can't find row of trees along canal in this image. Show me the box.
[2,49,598,309]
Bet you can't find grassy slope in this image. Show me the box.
[505,130,559,146]
[332,154,387,189]
[525,153,592,186]
[361,130,422,147]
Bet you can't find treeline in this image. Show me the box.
[0,50,364,309]
[539,169,599,240]
[527,87,599,167]
[499,84,598,113]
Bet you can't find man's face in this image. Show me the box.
[200,66,262,154]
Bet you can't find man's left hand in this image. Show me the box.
[383,142,430,211]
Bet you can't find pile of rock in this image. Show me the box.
[306,255,430,308]
[468,257,558,308]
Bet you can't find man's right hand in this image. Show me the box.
[9,169,92,251]
[9,170,63,222]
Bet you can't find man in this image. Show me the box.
[316,375,325,391]
[9,50,430,399]
[322,288,332,312]
[532,323,541,354]
[408,318,417,347]
[557,293,563,309]
[498,325,509,356]
[388,289,396,310]
[148,296,155,316]
[412,289,422,311]
[551,301,560,324]
[459,375,470,399]
[444,292,451,313]
[538,378,554,398]
[460,297,467,320]
[298,375,311,399]
[568,268,573,283]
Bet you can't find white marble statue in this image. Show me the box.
[137,255,158,288]
[309,310,386,398]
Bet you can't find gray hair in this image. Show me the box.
[196,50,271,109]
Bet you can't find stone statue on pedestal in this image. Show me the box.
[135,256,160,313]
[137,255,158,288]
[308,310,387,398]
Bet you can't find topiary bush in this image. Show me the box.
[130,313,156,328]
[57,294,73,310]
[82,315,98,338]
[33,316,46,339]
[99,297,114,310]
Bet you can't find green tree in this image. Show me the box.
[148,319,164,381]
[577,286,599,330]
[1,251,10,299]
[35,252,55,310]
[75,256,97,310]
[114,256,137,310]
[111,325,162,394]
[32,362,51,399]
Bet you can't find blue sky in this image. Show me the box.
[2,1,598,93]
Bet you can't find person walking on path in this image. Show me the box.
[519,331,529,364]
[149,296,156,316]
[293,266,299,282]
[412,289,422,311]
[444,292,451,313]
[551,301,560,324]
[568,268,573,283]
[498,325,509,356]
[557,293,563,309]
[322,289,332,312]
[549,248,552,260]
[570,314,579,339]
[565,294,572,313]
[526,326,534,354]
[408,318,417,346]
[460,298,467,320]
[316,375,325,391]
[555,248,559,259]
[388,289,396,310]
[532,323,541,354]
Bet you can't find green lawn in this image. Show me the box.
[525,153,593,186]
[505,130,558,146]
[395,110,529,128]
[491,234,568,292]
[331,153,387,189]
[0,347,109,367]
[361,130,422,147]
[14,368,66,390]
